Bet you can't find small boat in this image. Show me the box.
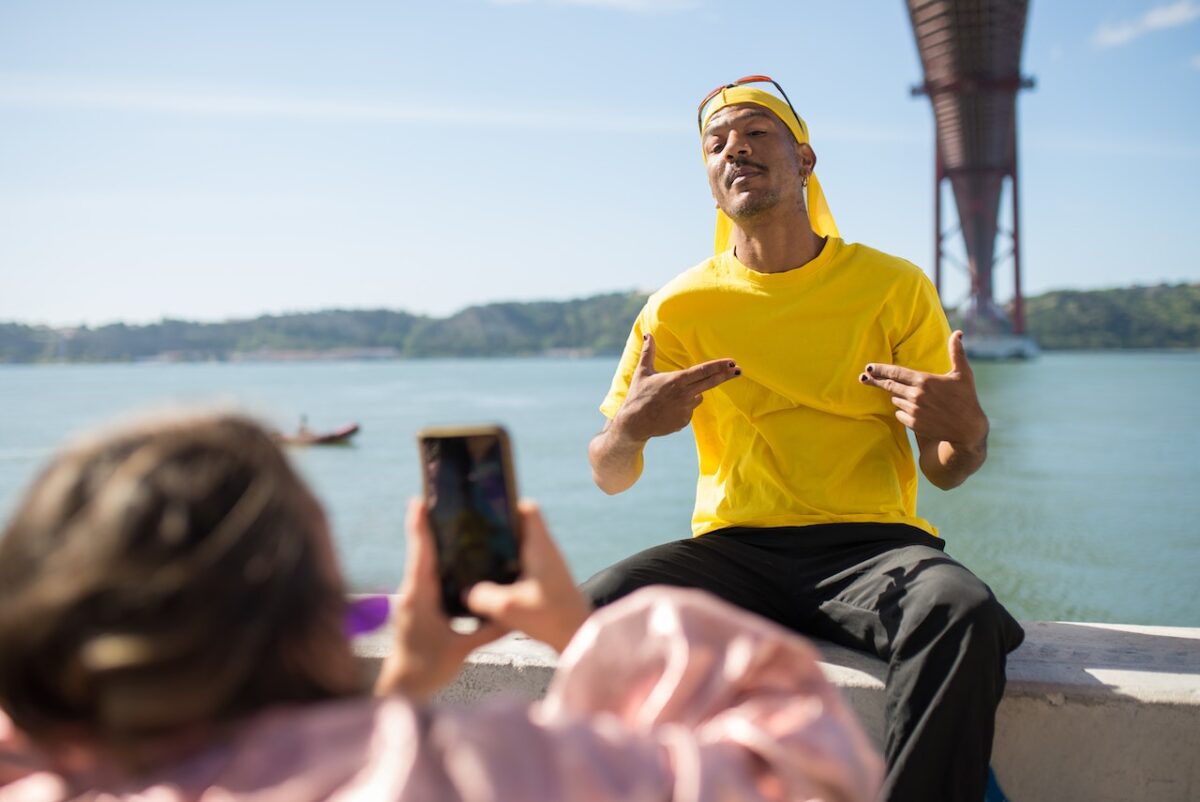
[276,422,360,447]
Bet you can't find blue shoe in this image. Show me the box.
[985,765,1010,802]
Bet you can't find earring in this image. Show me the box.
[802,175,809,190]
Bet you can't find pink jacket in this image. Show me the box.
[0,588,882,802]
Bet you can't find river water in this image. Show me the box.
[1,352,1196,626]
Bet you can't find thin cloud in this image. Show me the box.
[1093,0,1200,47]
[0,75,915,145]
[0,76,684,134]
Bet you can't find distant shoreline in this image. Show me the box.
[3,283,1197,363]
[5,349,1199,369]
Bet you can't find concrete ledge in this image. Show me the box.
[354,609,1200,801]
[354,625,560,702]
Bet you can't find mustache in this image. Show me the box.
[725,158,768,185]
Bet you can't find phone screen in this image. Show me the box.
[419,429,521,617]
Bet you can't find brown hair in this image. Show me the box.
[0,412,359,757]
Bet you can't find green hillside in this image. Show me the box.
[0,293,645,363]
[1,284,1196,363]
[1022,283,1200,349]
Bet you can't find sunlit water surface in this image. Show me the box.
[1,352,1196,626]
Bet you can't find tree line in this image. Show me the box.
[1019,283,1200,350]
[0,293,647,362]
[1,284,1196,363]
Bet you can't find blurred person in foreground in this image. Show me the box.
[584,76,1025,802]
[0,412,882,801]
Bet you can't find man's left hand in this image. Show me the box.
[858,330,988,451]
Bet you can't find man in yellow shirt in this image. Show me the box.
[583,77,1024,802]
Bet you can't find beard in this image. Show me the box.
[723,185,787,221]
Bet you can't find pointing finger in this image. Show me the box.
[863,362,923,385]
[948,330,973,378]
[859,372,918,400]
[680,358,740,392]
[635,332,657,377]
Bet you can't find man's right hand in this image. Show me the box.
[589,333,739,495]
[612,333,740,443]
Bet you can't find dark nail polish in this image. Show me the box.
[859,374,868,383]
[642,334,648,341]
[734,368,742,376]
[866,365,874,373]
[727,361,736,368]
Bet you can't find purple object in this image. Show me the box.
[344,595,391,637]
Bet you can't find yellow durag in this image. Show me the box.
[701,85,839,254]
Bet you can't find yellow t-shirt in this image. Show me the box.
[600,237,952,537]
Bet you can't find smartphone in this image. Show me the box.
[416,424,522,618]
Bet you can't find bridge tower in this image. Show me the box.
[907,0,1038,357]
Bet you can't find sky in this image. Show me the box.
[1,0,1198,327]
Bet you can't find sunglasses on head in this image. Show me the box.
[697,74,803,135]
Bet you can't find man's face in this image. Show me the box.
[702,104,812,221]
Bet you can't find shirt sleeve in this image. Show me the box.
[598,308,649,420]
[892,271,953,375]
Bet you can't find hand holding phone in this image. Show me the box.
[374,499,506,701]
[464,500,592,652]
[377,494,592,699]
[417,425,522,618]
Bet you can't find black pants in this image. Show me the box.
[581,523,1024,802]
